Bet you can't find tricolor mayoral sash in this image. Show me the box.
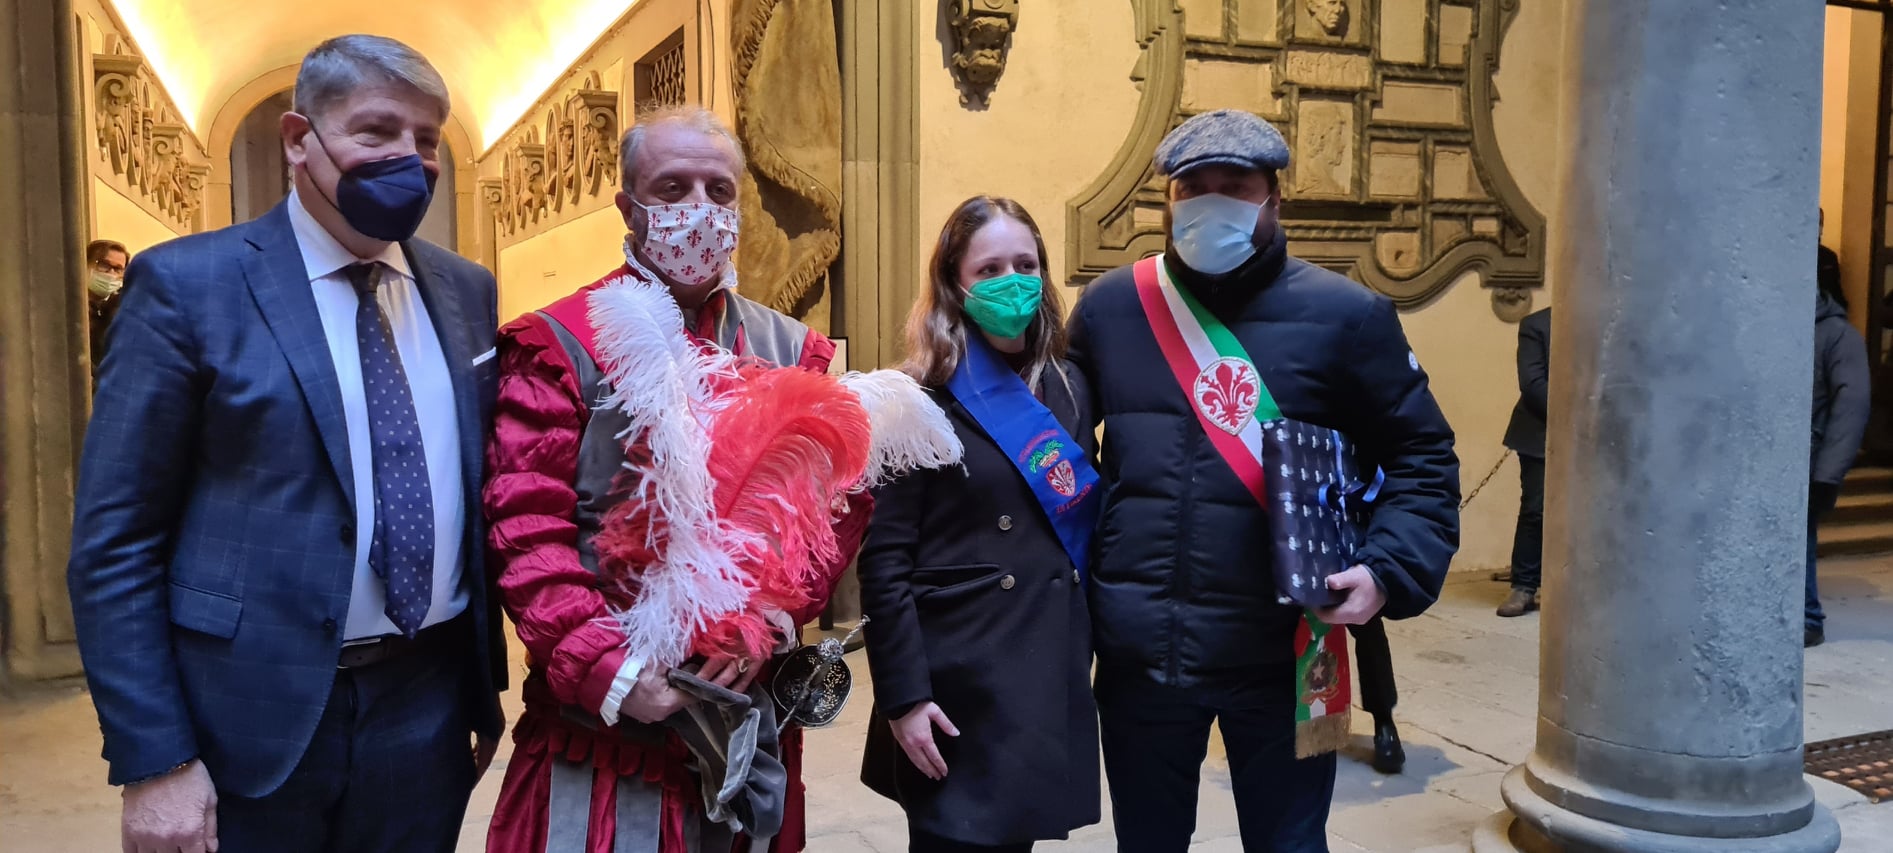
[1133,254,1383,758]
[945,335,1102,579]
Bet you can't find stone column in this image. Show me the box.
[837,0,918,370]
[1473,1,1839,849]
[0,0,89,680]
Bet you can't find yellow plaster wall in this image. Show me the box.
[906,0,1570,570]
[91,178,187,255]
[496,205,627,324]
[1820,6,1881,333]
[911,2,1146,298]
[1404,0,1569,571]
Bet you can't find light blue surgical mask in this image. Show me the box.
[1170,193,1266,276]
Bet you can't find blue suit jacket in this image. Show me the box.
[68,203,506,796]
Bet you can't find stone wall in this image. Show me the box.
[914,1,1146,295]
[76,2,211,250]
[92,176,187,254]
[906,0,1572,570]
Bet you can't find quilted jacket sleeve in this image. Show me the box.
[485,314,628,716]
[1346,297,1461,620]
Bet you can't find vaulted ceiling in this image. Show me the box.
[108,0,639,152]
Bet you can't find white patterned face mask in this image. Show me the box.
[628,201,740,287]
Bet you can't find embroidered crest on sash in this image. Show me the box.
[1192,356,1261,435]
[1048,460,1078,497]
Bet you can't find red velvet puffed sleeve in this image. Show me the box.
[484,313,628,717]
[788,327,873,625]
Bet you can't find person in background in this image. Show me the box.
[1347,619,1403,773]
[85,238,129,387]
[1808,250,1871,648]
[1499,307,1550,617]
[858,196,1102,852]
[67,35,505,853]
[1818,209,1843,309]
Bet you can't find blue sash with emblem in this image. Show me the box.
[945,337,1102,579]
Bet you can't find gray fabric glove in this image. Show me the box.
[663,667,787,841]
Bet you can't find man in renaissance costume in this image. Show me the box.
[485,106,956,852]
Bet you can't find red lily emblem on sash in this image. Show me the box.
[1192,357,1261,434]
[1048,460,1078,497]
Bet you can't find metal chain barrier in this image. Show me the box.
[1458,448,1517,581]
[1460,448,1514,511]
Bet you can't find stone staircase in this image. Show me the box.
[1821,466,1893,557]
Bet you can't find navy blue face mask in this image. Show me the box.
[311,131,437,242]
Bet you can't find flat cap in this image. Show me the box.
[1154,109,1290,178]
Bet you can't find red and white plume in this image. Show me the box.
[587,273,753,669]
[584,272,964,668]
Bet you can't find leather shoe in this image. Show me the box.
[1372,717,1405,774]
[1805,628,1825,648]
[1497,588,1538,617]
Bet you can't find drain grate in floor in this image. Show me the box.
[1805,730,1893,803]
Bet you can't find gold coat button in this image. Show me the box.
[1000,575,1016,590]
[997,515,1014,531]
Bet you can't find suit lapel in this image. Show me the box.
[242,205,356,507]
[405,243,483,528]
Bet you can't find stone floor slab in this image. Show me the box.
[4,555,1888,851]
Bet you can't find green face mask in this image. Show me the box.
[963,272,1043,339]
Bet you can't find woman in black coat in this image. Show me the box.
[858,196,1102,853]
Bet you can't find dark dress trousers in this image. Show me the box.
[67,202,506,850]
[858,364,1102,848]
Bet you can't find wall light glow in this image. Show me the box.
[109,0,212,130]
[471,0,639,152]
[104,0,639,154]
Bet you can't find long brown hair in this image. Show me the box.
[902,196,1070,393]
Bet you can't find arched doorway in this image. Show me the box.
[227,89,458,250]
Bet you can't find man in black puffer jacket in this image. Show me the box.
[1067,109,1459,852]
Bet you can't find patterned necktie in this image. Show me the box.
[348,263,434,636]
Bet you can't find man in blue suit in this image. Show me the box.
[68,35,504,853]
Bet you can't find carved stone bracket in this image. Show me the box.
[91,40,208,233]
[572,72,620,198]
[947,0,1020,106]
[1489,284,1532,322]
[479,178,504,215]
[487,70,620,246]
[499,134,548,238]
[1067,0,1545,320]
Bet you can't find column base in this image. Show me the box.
[1472,767,1841,853]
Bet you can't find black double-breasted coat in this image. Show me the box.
[857,362,1101,846]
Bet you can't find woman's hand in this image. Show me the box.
[891,702,959,780]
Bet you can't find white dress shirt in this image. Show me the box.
[287,189,468,640]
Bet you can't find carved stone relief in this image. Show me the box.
[91,39,209,233]
[488,70,619,245]
[1067,0,1545,320]
[947,0,1021,106]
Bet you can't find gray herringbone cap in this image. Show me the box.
[1154,109,1290,177]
